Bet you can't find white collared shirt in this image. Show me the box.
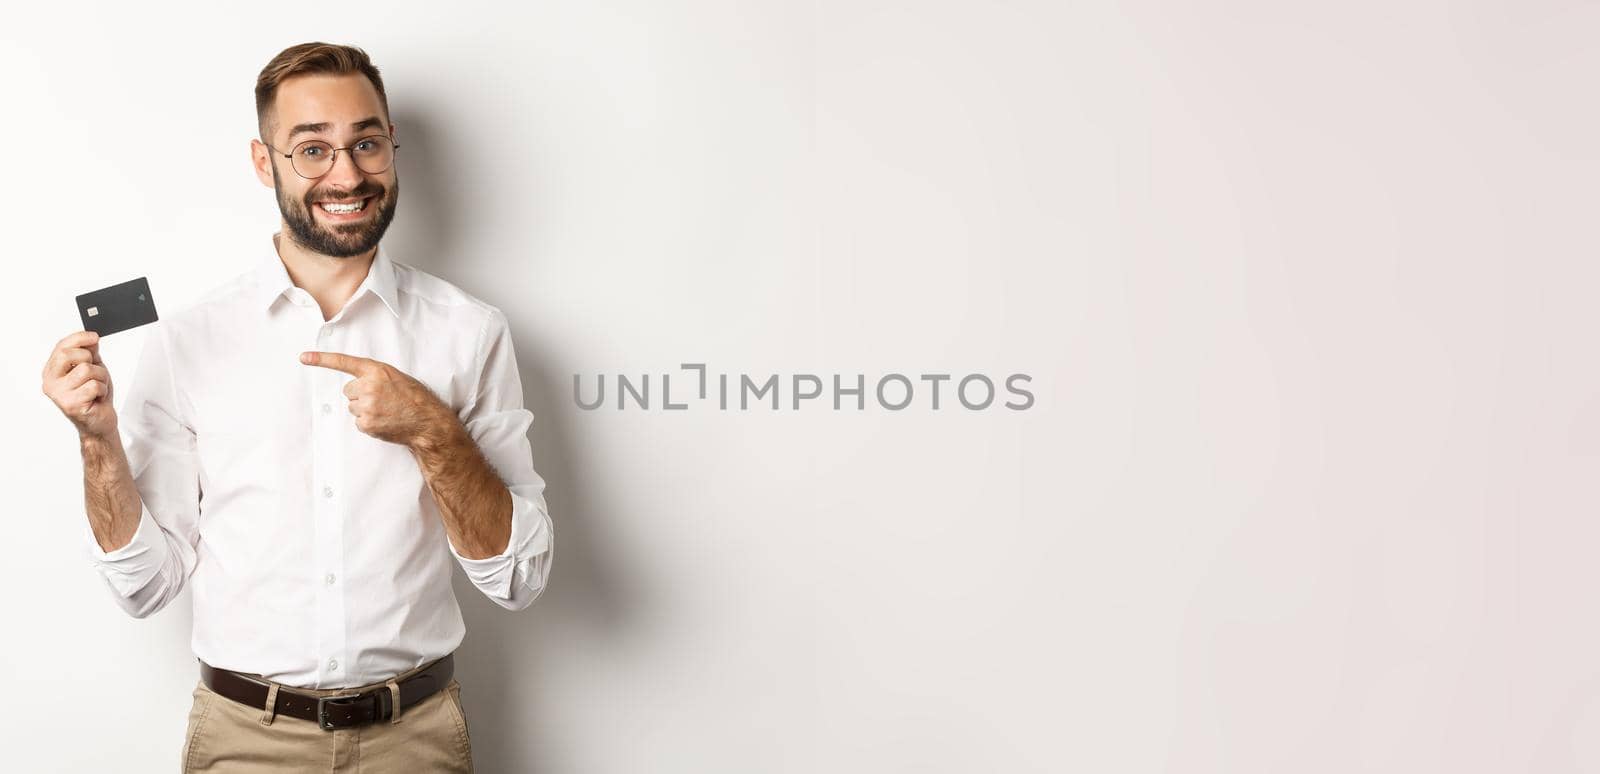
[82,234,555,688]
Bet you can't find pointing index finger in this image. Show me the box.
[300,351,376,376]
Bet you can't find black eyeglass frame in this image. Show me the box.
[262,134,400,179]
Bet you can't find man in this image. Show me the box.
[39,42,554,773]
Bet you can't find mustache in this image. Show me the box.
[305,182,385,203]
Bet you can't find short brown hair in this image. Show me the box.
[255,42,389,142]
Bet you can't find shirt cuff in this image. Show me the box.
[83,502,171,598]
[447,488,549,600]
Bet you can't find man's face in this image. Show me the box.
[251,73,399,258]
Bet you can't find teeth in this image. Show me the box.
[319,199,366,213]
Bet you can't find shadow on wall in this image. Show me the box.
[384,108,639,773]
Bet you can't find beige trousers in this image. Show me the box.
[180,662,473,773]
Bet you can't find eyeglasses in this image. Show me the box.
[264,134,399,179]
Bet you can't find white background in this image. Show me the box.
[1,1,1590,771]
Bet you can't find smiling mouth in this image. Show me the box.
[314,196,373,215]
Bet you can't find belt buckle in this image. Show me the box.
[316,692,366,731]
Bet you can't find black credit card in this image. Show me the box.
[76,277,158,336]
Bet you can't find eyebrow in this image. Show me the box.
[286,116,386,143]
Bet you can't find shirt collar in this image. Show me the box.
[255,233,401,318]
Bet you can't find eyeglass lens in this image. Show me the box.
[290,136,395,178]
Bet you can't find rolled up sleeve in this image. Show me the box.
[83,322,202,619]
[445,307,555,611]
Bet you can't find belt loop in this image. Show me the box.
[259,683,280,726]
[386,680,403,724]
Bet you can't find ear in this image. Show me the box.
[250,139,274,188]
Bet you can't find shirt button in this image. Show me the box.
[323,485,334,499]
[328,659,339,671]
[324,573,336,586]
[321,403,332,415]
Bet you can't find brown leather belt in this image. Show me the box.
[199,653,453,731]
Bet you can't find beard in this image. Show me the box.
[273,165,399,258]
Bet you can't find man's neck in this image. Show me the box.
[273,230,376,322]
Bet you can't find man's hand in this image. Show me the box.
[300,351,455,448]
[44,330,117,440]
[302,349,512,559]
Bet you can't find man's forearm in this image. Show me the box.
[82,431,143,553]
[408,410,514,560]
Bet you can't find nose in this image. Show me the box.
[319,146,366,192]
